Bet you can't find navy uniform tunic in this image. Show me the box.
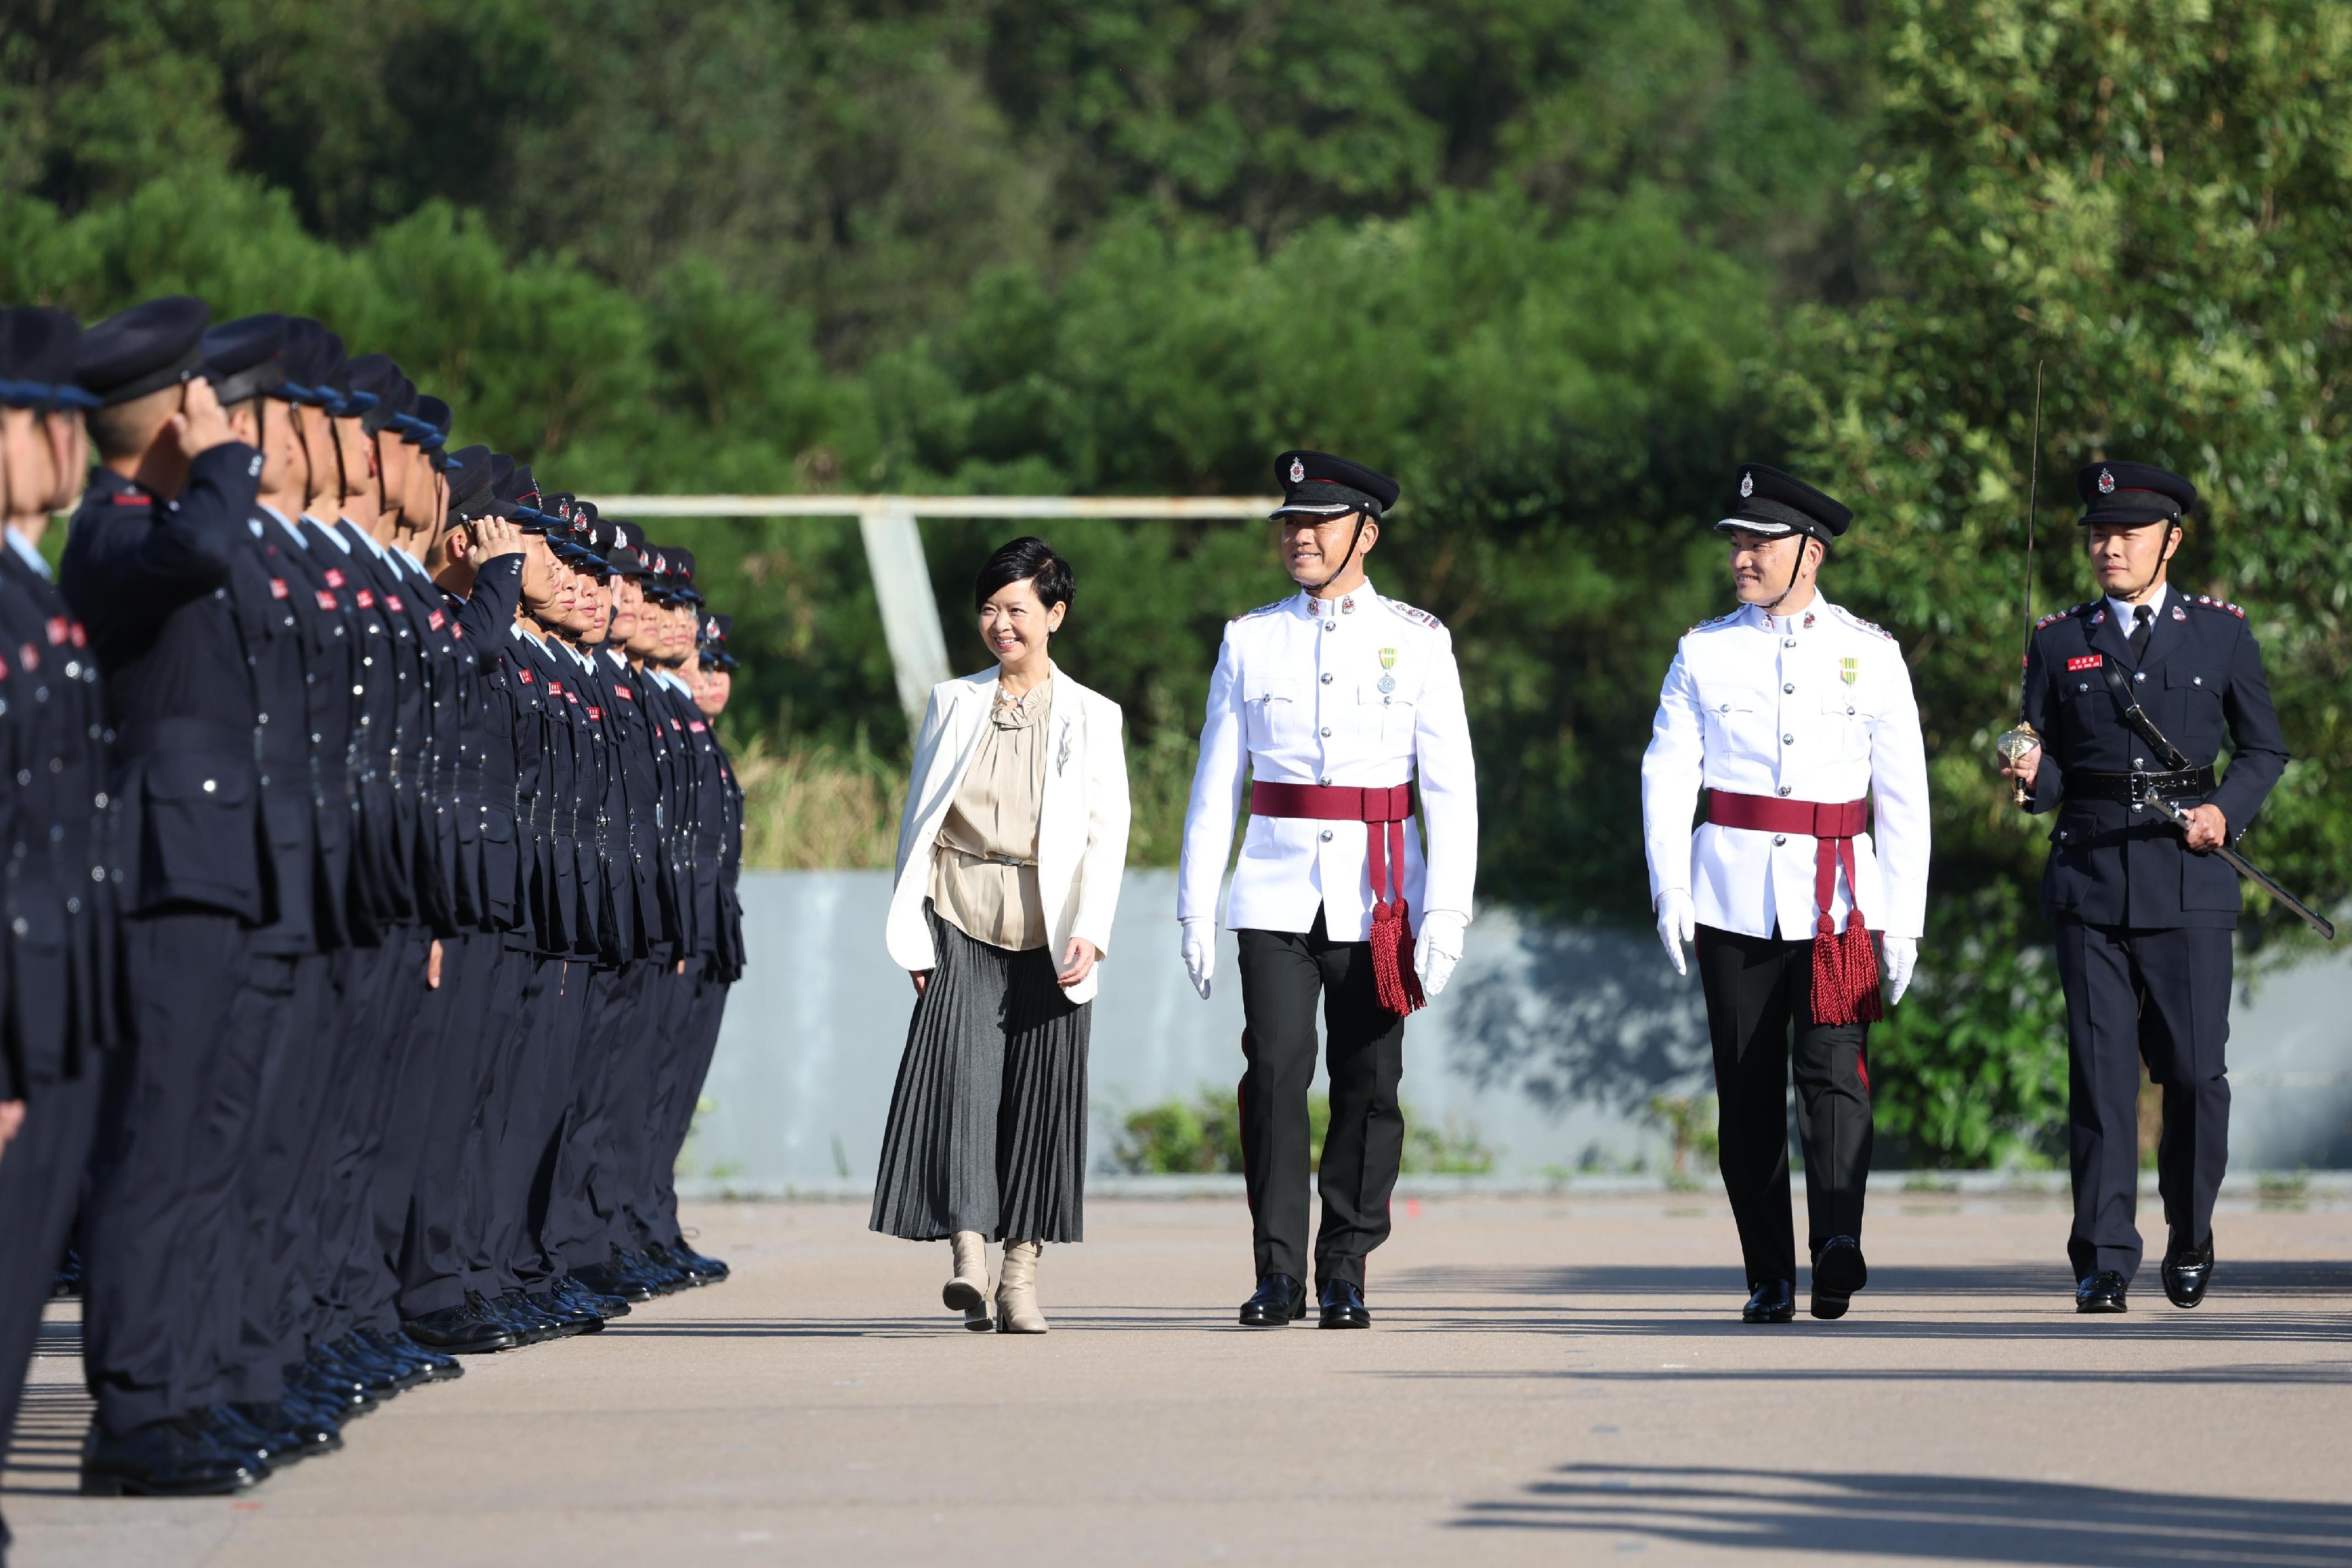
[2021,587,2290,1283]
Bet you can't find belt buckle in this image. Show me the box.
[2127,770,2153,810]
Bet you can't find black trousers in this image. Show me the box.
[395,932,509,1319]
[2053,920,2231,1283]
[0,1068,103,1540]
[647,967,731,1251]
[250,954,336,1370]
[1695,924,1874,1288]
[1234,909,1405,1292]
[83,910,251,1434]
[543,963,634,1275]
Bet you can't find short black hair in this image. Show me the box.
[974,536,1074,615]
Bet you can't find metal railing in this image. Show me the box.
[585,494,1279,724]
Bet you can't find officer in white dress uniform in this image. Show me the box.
[1178,451,1478,1330]
[1640,464,1929,1324]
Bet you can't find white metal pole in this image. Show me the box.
[858,506,954,727]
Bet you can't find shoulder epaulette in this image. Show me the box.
[2034,607,2073,630]
[1234,599,1289,621]
[1830,604,1896,641]
[1688,609,1742,633]
[1384,599,1442,630]
[2189,593,2247,620]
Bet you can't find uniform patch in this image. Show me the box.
[46,617,69,646]
[18,644,36,671]
[385,594,404,613]
[2193,594,2247,618]
[356,590,375,608]
[689,720,707,733]
[69,622,86,648]
[269,578,289,600]
[315,590,338,611]
[615,684,633,701]
[588,706,602,721]
[323,569,346,589]
[2066,654,2102,671]
[450,623,463,639]
[428,609,445,631]
[519,668,532,683]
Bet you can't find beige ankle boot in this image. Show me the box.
[995,1241,1048,1334]
[946,1231,992,1330]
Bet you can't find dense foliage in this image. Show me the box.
[6,1,2346,1163]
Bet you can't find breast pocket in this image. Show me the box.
[1819,694,1877,762]
[2165,664,2224,757]
[1244,677,1301,750]
[1699,685,1777,762]
[1359,680,1416,743]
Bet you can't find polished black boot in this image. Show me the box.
[81,1415,260,1497]
[2161,1232,2214,1309]
[1238,1273,1306,1328]
[363,1326,464,1382]
[1317,1279,1371,1330]
[2076,1270,2130,1313]
[1742,1280,1796,1323]
[1809,1236,1869,1321]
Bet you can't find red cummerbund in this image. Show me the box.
[1705,791,1868,838]
[1250,781,1414,823]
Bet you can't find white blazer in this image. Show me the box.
[886,663,1131,1005]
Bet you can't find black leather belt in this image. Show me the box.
[2064,764,2214,803]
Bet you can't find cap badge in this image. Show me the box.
[1840,657,1859,686]
[1739,473,1753,499]
[2097,467,2116,494]
[1289,458,1305,484]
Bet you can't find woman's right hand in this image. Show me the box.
[911,970,931,998]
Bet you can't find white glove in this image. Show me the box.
[1415,911,1466,1000]
[1882,935,1918,1007]
[1655,890,1695,977]
[1179,918,1215,1000]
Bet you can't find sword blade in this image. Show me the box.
[2139,788,2337,940]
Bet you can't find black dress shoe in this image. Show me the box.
[365,1327,465,1380]
[671,1243,730,1283]
[1238,1273,1307,1327]
[195,1407,278,1473]
[403,1302,517,1355]
[1742,1280,1796,1323]
[81,1415,260,1496]
[642,1243,706,1287]
[626,1249,691,1295]
[290,1353,376,1416]
[1810,1236,1869,1320]
[2161,1232,2215,1309]
[329,1332,425,1393]
[274,1383,344,1442]
[556,1278,632,1320]
[2076,1270,2129,1313]
[1317,1279,1371,1330]
[231,1400,341,1461]
[576,1255,656,1303]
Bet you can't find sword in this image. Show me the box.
[2135,785,2336,940]
[1996,360,2046,805]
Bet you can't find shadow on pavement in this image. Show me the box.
[1390,1259,2352,1299]
[1451,1463,2352,1565]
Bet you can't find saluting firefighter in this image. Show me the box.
[1997,462,2287,1314]
[1178,452,1476,1330]
[1641,464,1929,1325]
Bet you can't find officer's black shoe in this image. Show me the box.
[1317,1279,1371,1330]
[80,1415,260,1497]
[556,1277,632,1320]
[574,1258,653,1303]
[1742,1280,1796,1323]
[626,1248,691,1295]
[289,1355,374,1416]
[2076,1270,2130,1313]
[1809,1236,1869,1320]
[672,1243,730,1284]
[275,1382,344,1442]
[642,1243,705,1287]
[490,1289,559,1343]
[329,1332,425,1393]
[539,1288,606,1334]
[196,1406,279,1473]
[366,1327,464,1381]
[2161,1233,2215,1309]
[1238,1273,1307,1327]
[401,1304,514,1355]
[232,1400,340,1461]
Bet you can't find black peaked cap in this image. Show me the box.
[602,516,649,577]
[1272,450,1400,519]
[666,544,704,604]
[76,296,211,406]
[2076,460,2194,526]
[280,318,344,405]
[1715,463,1852,539]
[201,315,291,405]
[347,355,406,433]
[445,444,494,516]
[0,306,95,409]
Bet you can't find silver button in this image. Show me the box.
[1846,706,1855,716]
[2193,676,2203,686]
[1320,727,1332,737]
[66,897,80,914]
[2078,681,2089,691]
[202,778,218,793]
[1783,637,1796,647]
[1772,834,1787,846]
[2133,757,2145,768]
[1783,683,1794,694]
[1782,734,1795,744]
[94,793,106,808]
[1777,785,1792,797]
[91,864,104,881]
[2132,801,2145,811]
[2134,671,2146,683]
[1320,673,1332,684]
[9,918,24,936]
[1324,620,1336,631]
[1319,830,1333,842]
[1319,775,1332,786]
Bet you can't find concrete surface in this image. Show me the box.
[8,1190,2352,1567]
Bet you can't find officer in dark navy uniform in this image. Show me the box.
[59,296,273,1495]
[2002,460,2290,1314]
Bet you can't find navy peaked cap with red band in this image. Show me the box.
[200,315,290,406]
[75,296,211,406]
[2076,460,2194,526]
[1715,462,1852,540]
[0,306,98,410]
[1272,450,1399,519]
[445,445,495,518]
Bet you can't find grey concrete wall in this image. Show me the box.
[681,870,2352,1193]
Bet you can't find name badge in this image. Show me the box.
[2066,654,2102,671]
[356,589,376,608]
[385,594,405,613]
[323,568,346,588]
[269,578,290,600]
[315,590,339,611]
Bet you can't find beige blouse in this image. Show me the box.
[928,678,1051,951]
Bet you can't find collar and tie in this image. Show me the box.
[2127,603,2154,663]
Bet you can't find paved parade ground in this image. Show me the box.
[8,1189,2352,1568]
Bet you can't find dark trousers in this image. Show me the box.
[646,967,730,1250]
[505,955,593,1290]
[395,933,509,1318]
[251,955,336,1369]
[1234,910,1405,1292]
[1695,924,1874,1288]
[593,961,669,1253]
[82,910,250,1435]
[543,964,634,1273]
[316,932,429,1339]
[0,1068,103,1537]
[2053,920,2232,1283]
[463,946,538,1298]
[201,952,309,1408]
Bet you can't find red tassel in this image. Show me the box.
[1369,900,1426,1018]
[1810,912,1883,1027]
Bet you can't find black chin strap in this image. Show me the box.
[1757,529,1816,614]
[1311,506,1376,595]
[2122,525,2182,603]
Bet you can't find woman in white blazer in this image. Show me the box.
[870,538,1130,1333]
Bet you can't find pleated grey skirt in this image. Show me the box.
[869,904,1090,1244]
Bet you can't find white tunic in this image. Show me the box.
[1641,597,1930,941]
[1179,581,1478,938]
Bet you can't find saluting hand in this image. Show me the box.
[171,375,237,459]
[473,513,525,562]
